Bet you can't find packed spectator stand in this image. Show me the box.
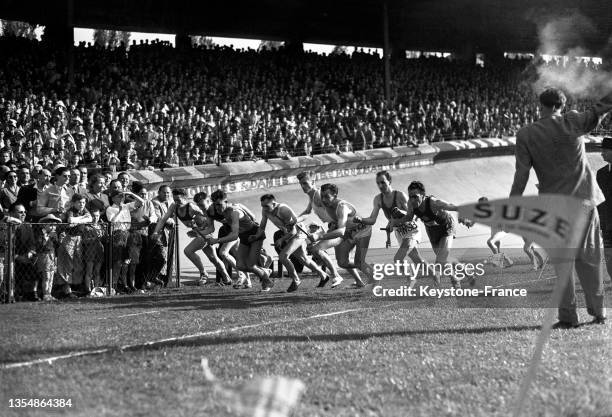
[1,36,610,174]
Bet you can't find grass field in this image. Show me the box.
[1,250,611,417]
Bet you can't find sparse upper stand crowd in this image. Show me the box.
[1,36,610,174]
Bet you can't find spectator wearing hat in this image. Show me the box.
[597,137,612,283]
[36,167,74,220]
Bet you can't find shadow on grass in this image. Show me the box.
[5,323,543,364]
[71,284,368,311]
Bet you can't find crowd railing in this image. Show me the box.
[0,221,181,303]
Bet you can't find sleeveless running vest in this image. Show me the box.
[380,191,399,220]
[311,189,334,223]
[223,204,257,233]
[176,203,197,223]
[413,196,453,228]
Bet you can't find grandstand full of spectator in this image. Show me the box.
[1,36,610,176]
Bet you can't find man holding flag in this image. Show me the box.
[510,87,611,328]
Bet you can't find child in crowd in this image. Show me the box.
[35,215,62,301]
[82,207,106,293]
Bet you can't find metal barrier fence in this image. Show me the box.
[1,221,180,303]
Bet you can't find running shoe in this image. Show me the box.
[353,278,365,288]
[261,269,274,292]
[233,274,246,289]
[362,263,374,284]
[197,272,208,286]
[317,275,330,288]
[287,279,301,293]
[330,276,343,288]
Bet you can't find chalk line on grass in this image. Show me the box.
[1,305,390,370]
[493,277,555,288]
[97,310,161,320]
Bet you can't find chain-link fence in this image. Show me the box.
[1,221,179,302]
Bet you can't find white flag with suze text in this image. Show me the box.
[458,194,590,250]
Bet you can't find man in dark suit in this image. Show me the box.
[596,137,612,283]
[511,87,611,328]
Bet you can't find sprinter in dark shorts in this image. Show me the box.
[205,198,256,288]
[152,188,230,286]
[396,181,473,288]
[207,190,274,291]
[355,171,426,273]
[309,183,372,288]
[255,194,328,292]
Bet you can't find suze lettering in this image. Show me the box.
[473,202,570,240]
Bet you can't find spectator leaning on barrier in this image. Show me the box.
[106,189,145,293]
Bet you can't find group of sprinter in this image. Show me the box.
[151,170,522,292]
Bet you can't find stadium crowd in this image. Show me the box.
[1,36,609,173]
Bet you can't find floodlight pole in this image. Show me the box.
[383,0,392,107]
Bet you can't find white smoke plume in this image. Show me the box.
[527,10,612,99]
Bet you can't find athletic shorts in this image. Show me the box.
[425,223,455,247]
[238,225,265,246]
[395,230,420,246]
[344,223,372,241]
[218,224,232,239]
[394,221,421,244]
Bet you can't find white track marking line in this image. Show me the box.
[97,310,161,320]
[493,277,555,288]
[2,305,390,370]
